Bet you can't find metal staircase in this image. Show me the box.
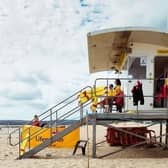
[19,117,87,159]
[9,86,92,159]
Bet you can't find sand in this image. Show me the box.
[1,123,168,168]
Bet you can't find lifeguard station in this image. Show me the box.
[9,27,168,159]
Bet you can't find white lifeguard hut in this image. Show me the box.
[87,27,168,112]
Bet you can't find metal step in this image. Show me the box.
[19,117,86,159]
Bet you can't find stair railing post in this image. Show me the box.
[55,110,58,133]
[19,128,21,158]
[50,109,53,143]
[28,127,30,151]
[80,103,83,121]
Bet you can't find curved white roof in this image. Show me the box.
[87,27,168,73]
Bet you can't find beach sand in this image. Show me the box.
[1,123,168,168]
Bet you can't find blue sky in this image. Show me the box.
[0,0,168,120]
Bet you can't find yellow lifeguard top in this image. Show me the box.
[108,89,115,96]
[113,85,122,96]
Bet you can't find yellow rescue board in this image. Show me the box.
[78,86,107,104]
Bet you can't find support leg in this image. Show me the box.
[160,120,163,144]
[165,120,168,148]
[92,117,96,158]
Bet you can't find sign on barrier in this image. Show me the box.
[21,125,80,150]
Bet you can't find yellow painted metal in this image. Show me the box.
[20,133,29,155]
[157,49,168,54]
[21,125,80,154]
[115,52,128,72]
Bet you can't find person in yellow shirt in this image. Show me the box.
[113,79,122,96]
[107,84,115,112]
[113,79,124,112]
[98,84,115,112]
[108,84,114,96]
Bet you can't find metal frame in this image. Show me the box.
[90,113,168,158]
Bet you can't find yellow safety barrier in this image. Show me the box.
[21,125,80,154]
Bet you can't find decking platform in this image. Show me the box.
[89,110,168,121]
[88,110,168,158]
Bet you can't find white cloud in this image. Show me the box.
[0,0,168,119]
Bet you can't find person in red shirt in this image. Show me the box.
[32,115,40,127]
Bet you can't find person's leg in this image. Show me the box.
[118,105,122,113]
[108,97,114,112]
[116,105,122,113]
